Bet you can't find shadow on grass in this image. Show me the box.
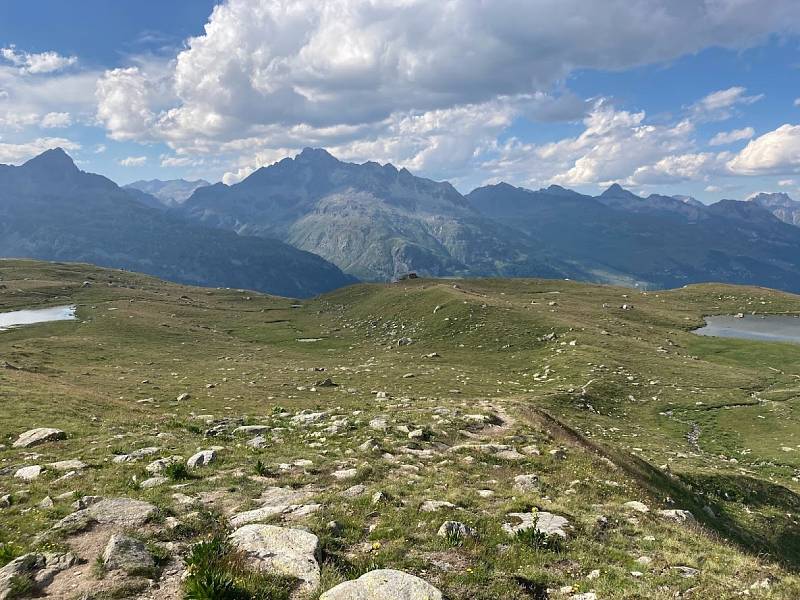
[526,408,800,571]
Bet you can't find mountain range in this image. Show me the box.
[0,149,355,297]
[4,147,800,294]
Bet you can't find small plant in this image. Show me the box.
[254,459,272,477]
[7,574,33,599]
[92,555,108,579]
[0,543,20,567]
[164,461,191,481]
[183,537,295,600]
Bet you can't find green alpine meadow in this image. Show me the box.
[1,259,798,599]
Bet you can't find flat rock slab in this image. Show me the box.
[0,552,78,599]
[55,497,157,533]
[13,428,66,448]
[230,487,316,527]
[48,460,87,471]
[230,524,320,593]
[320,569,443,600]
[503,511,570,539]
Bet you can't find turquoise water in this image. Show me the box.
[0,305,76,331]
[694,315,800,344]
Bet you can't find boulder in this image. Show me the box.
[230,524,320,593]
[187,449,217,468]
[14,465,42,481]
[623,501,649,513]
[230,487,316,527]
[102,533,154,573]
[320,569,443,600]
[13,428,65,448]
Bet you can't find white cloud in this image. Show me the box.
[709,126,754,146]
[691,87,764,121]
[0,137,80,164]
[40,112,72,128]
[118,155,147,167]
[96,0,800,157]
[779,179,796,187]
[727,124,800,175]
[794,98,800,107]
[1,45,77,74]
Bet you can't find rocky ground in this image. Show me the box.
[0,259,799,599]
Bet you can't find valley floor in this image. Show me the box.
[0,259,799,599]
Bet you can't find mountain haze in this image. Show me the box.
[0,149,355,297]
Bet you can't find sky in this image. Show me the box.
[1,0,800,202]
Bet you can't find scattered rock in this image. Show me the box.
[230,524,320,593]
[13,428,65,448]
[320,569,443,600]
[140,476,168,489]
[332,468,358,480]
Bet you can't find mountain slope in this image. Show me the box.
[467,182,800,291]
[181,148,571,281]
[0,149,355,297]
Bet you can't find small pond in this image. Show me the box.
[694,314,800,344]
[0,305,77,331]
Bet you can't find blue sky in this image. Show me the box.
[1,1,800,202]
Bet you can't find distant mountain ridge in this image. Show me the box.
[0,149,355,297]
[467,181,800,291]
[180,148,571,281]
[6,147,800,295]
[124,178,211,207]
[748,192,800,227]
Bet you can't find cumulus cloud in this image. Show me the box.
[691,87,764,121]
[0,137,80,164]
[709,126,755,146]
[95,0,800,152]
[1,45,77,74]
[779,179,796,187]
[118,155,147,167]
[727,124,800,174]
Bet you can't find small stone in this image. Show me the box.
[623,501,649,513]
[513,474,539,492]
[176,393,190,401]
[140,476,168,489]
[332,468,358,480]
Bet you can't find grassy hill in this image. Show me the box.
[1,259,799,599]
